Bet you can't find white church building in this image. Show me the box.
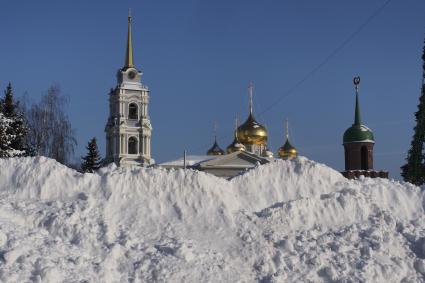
[104,13,298,178]
[104,13,153,167]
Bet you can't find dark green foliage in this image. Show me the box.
[402,42,425,185]
[81,137,102,173]
[0,112,12,157]
[0,83,30,157]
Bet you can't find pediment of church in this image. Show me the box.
[196,151,270,169]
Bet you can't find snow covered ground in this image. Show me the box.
[0,156,424,282]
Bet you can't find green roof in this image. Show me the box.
[343,92,374,143]
[343,125,374,143]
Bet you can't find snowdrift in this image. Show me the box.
[0,156,424,282]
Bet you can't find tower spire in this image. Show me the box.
[353,76,362,126]
[124,9,134,69]
[248,82,254,115]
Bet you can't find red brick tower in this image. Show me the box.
[342,77,388,179]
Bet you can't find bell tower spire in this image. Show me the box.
[124,9,135,69]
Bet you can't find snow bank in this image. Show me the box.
[0,156,424,282]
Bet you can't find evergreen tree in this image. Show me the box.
[81,137,102,173]
[0,112,13,157]
[402,41,425,185]
[0,83,29,157]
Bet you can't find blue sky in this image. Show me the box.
[0,0,424,179]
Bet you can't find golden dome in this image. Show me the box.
[226,132,246,154]
[236,82,268,145]
[278,139,297,159]
[207,138,225,156]
[236,113,268,145]
[262,148,274,158]
[226,139,246,154]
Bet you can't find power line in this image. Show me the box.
[183,0,394,155]
[258,0,393,117]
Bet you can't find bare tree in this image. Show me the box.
[26,85,77,164]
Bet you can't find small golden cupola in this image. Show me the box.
[227,118,246,154]
[278,119,298,159]
[262,146,274,158]
[207,137,225,156]
[236,83,268,145]
[207,124,225,156]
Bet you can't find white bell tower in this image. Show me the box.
[105,12,153,166]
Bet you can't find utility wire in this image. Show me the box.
[258,0,393,117]
[184,0,393,155]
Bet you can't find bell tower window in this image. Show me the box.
[129,103,138,120]
[361,146,368,170]
[128,137,138,154]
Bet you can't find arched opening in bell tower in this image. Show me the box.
[361,146,368,170]
[128,103,138,120]
[128,137,138,154]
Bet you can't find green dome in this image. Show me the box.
[343,89,374,144]
[343,124,374,143]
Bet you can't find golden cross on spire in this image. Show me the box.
[248,81,254,115]
[234,117,239,139]
[285,118,289,140]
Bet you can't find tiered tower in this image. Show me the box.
[105,13,153,166]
